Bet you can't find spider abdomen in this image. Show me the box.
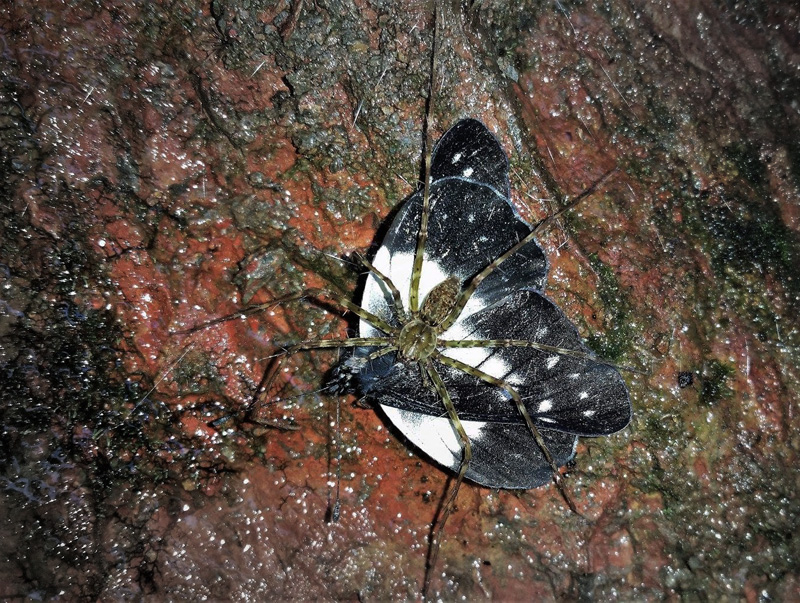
[419,275,460,326]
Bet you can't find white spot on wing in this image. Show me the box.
[462,167,474,178]
[583,409,596,417]
[479,355,511,380]
[546,356,560,369]
[538,399,553,413]
[579,391,589,400]
[360,246,395,337]
[451,152,462,163]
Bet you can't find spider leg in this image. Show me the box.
[247,336,392,419]
[352,252,408,323]
[171,285,400,430]
[439,167,618,331]
[326,344,397,524]
[431,350,581,516]
[409,2,440,316]
[442,337,642,374]
[175,287,398,339]
[421,356,471,599]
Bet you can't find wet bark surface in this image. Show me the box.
[1,0,799,599]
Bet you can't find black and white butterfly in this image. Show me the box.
[335,118,632,490]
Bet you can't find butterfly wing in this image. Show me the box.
[381,405,578,489]
[351,351,578,488]
[441,289,632,436]
[352,302,628,489]
[429,118,511,198]
[363,120,548,328]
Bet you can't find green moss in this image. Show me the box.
[710,204,797,291]
[677,179,800,320]
[724,141,767,191]
[700,359,735,406]
[641,412,680,450]
[583,253,634,361]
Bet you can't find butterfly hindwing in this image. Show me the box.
[353,309,630,437]
[348,347,581,489]
[443,289,632,436]
[382,405,578,489]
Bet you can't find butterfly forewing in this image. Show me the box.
[366,120,548,317]
[429,118,511,198]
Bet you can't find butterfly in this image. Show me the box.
[335,118,632,491]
